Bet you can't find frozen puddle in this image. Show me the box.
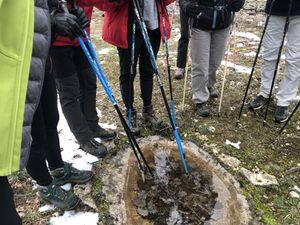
[95,136,251,225]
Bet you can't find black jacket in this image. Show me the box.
[21,0,51,168]
[265,0,300,16]
[180,0,245,30]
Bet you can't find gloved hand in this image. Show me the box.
[51,12,84,39]
[184,1,202,17]
[69,7,90,30]
[227,0,245,12]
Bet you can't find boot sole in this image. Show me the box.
[274,116,289,124]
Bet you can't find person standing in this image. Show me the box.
[97,0,175,136]
[248,0,300,123]
[175,1,190,80]
[180,0,244,117]
[49,0,117,156]
[0,0,50,224]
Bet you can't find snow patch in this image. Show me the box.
[235,32,260,41]
[221,61,252,74]
[39,204,55,213]
[225,140,241,149]
[50,211,98,225]
[98,48,110,55]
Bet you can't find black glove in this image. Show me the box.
[185,1,202,17]
[70,7,90,30]
[227,0,245,12]
[51,12,84,39]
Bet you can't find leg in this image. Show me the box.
[259,16,285,98]
[117,27,141,110]
[26,103,53,187]
[41,62,63,171]
[139,28,161,108]
[190,28,211,104]
[176,7,190,69]
[0,176,22,225]
[51,46,94,144]
[208,27,230,89]
[277,16,300,107]
[74,47,99,131]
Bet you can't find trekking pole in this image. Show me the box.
[218,35,231,116]
[263,0,293,126]
[128,21,136,129]
[61,0,153,177]
[160,0,176,125]
[235,0,276,127]
[279,101,300,134]
[132,0,189,174]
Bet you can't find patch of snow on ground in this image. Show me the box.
[50,211,98,225]
[221,61,251,74]
[98,48,110,55]
[225,140,241,149]
[39,205,55,213]
[99,122,117,130]
[235,32,260,41]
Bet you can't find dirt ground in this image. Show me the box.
[11,2,300,225]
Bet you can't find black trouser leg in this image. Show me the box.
[79,67,99,132]
[117,25,142,110]
[42,65,64,171]
[26,103,53,186]
[51,46,95,144]
[139,28,161,107]
[56,75,94,144]
[176,8,189,69]
[0,177,22,225]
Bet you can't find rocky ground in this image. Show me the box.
[10,2,300,225]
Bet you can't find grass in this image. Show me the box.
[10,8,300,225]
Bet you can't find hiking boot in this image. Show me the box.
[142,105,164,130]
[126,109,140,136]
[196,102,210,117]
[248,95,268,111]
[50,162,93,186]
[80,138,108,158]
[208,87,218,98]
[93,125,116,141]
[38,181,80,210]
[274,106,289,123]
[174,67,185,80]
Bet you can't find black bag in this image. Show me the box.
[191,1,234,30]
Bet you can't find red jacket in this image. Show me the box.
[52,0,95,46]
[97,0,175,49]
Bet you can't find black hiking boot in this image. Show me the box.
[196,102,210,117]
[126,109,140,136]
[93,125,116,141]
[80,138,108,158]
[38,181,80,210]
[208,87,218,98]
[50,162,93,186]
[274,106,289,123]
[248,95,268,111]
[142,105,164,130]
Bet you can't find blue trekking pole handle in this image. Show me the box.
[133,0,188,173]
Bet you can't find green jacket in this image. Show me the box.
[0,0,34,176]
